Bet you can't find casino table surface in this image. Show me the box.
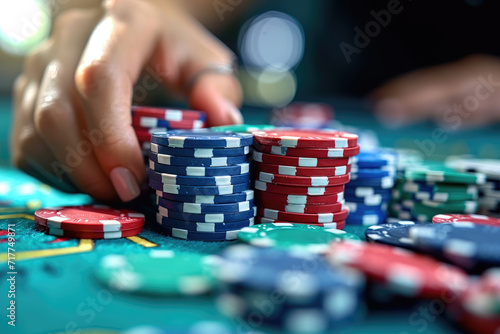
[1,96,499,334]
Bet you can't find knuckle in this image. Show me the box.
[33,101,70,136]
[75,61,114,97]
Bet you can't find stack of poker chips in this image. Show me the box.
[147,130,256,241]
[389,162,484,223]
[131,106,206,159]
[34,205,145,239]
[344,148,398,226]
[216,244,365,333]
[251,129,359,228]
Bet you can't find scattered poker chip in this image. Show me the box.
[253,129,358,148]
[253,142,361,158]
[210,124,275,133]
[150,161,250,176]
[348,176,395,189]
[432,214,500,227]
[157,196,254,213]
[409,223,500,271]
[258,199,345,214]
[258,207,348,223]
[404,166,486,185]
[148,169,250,186]
[149,151,248,167]
[326,241,469,299]
[34,205,145,232]
[256,216,346,229]
[255,190,344,205]
[94,250,216,295]
[131,106,206,120]
[149,179,250,195]
[256,171,350,187]
[44,226,143,239]
[160,225,239,241]
[158,205,256,223]
[150,143,250,157]
[254,161,351,176]
[254,180,344,196]
[237,223,360,253]
[157,214,254,232]
[155,189,254,204]
[365,221,419,251]
[253,151,353,167]
[151,130,253,148]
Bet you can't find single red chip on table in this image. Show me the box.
[253,151,353,167]
[35,205,145,232]
[258,207,349,223]
[254,161,351,177]
[252,129,358,148]
[253,142,360,158]
[256,171,350,187]
[432,214,500,227]
[256,216,346,229]
[41,226,144,239]
[255,190,344,205]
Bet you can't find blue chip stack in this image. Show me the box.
[344,148,398,226]
[215,244,365,333]
[148,130,256,241]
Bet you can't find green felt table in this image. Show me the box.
[2,96,496,334]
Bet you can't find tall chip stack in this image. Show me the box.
[344,148,397,226]
[147,130,256,241]
[389,162,484,223]
[250,129,359,228]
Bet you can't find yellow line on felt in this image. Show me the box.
[0,239,94,262]
[126,236,158,248]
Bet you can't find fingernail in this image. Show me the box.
[223,99,244,124]
[374,99,406,128]
[110,167,140,202]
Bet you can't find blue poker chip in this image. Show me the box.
[151,130,254,148]
[346,210,387,226]
[150,143,250,158]
[158,205,256,223]
[348,176,395,189]
[350,168,395,180]
[409,223,500,271]
[149,161,250,176]
[365,221,418,250]
[148,169,250,186]
[149,152,248,167]
[157,214,255,232]
[344,186,392,198]
[157,196,254,213]
[155,189,254,204]
[149,179,250,195]
[346,202,388,214]
[352,148,398,168]
[344,192,391,206]
[159,225,240,241]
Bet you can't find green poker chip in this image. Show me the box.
[210,124,275,133]
[94,250,218,295]
[401,199,478,214]
[394,185,478,202]
[404,164,486,185]
[237,223,359,253]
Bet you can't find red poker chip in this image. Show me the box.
[255,180,344,196]
[34,205,145,232]
[255,190,344,205]
[326,241,469,299]
[254,161,351,177]
[258,207,348,223]
[253,151,353,167]
[131,106,206,120]
[257,199,345,214]
[41,226,144,239]
[253,142,360,158]
[432,214,500,227]
[256,216,346,229]
[132,116,205,129]
[252,129,358,148]
[256,171,350,187]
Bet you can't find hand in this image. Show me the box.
[371,54,500,129]
[11,0,243,202]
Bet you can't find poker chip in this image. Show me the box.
[148,169,250,186]
[150,143,250,157]
[351,149,397,168]
[157,196,254,213]
[94,250,216,295]
[252,129,358,148]
[254,180,344,196]
[350,168,394,180]
[344,186,392,198]
[160,225,239,241]
[43,225,143,239]
[256,171,350,187]
[255,190,344,205]
[404,165,486,185]
[345,193,389,206]
[151,130,253,148]
[131,106,206,121]
[237,223,360,253]
[149,151,248,167]
[432,214,500,227]
[34,205,145,232]
[253,151,353,167]
[253,142,360,158]
[155,189,254,204]
[150,161,250,176]
[157,214,255,232]
[254,161,351,176]
[326,241,469,299]
[347,176,395,189]
[365,221,419,251]
[258,207,348,223]
[257,199,345,213]
[149,179,250,196]
[393,187,477,203]
[210,124,275,133]
[132,115,205,130]
[344,210,387,226]
[158,205,256,223]
[256,216,346,229]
